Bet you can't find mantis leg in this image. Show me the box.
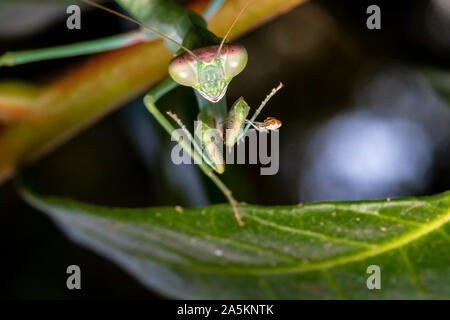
[244,119,264,132]
[166,110,219,173]
[0,31,145,67]
[238,83,284,141]
[203,0,225,20]
[0,0,224,67]
[144,77,244,226]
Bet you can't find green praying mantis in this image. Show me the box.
[0,0,283,225]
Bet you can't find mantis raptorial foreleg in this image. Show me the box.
[244,119,265,132]
[143,77,244,226]
[237,82,284,141]
[166,110,219,173]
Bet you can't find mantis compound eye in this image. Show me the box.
[168,55,198,87]
[224,44,248,78]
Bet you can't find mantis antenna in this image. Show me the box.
[79,0,201,61]
[216,1,252,57]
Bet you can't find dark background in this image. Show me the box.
[0,0,449,299]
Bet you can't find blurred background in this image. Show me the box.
[0,0,449,298]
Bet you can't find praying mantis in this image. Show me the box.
[0,0,283,225]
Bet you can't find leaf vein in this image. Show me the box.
[243,214,374,248]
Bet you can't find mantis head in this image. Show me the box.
[168,0,250,102]
[79,0,250,103]
[168,44,248,103]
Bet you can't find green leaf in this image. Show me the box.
[20,187,450,299]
